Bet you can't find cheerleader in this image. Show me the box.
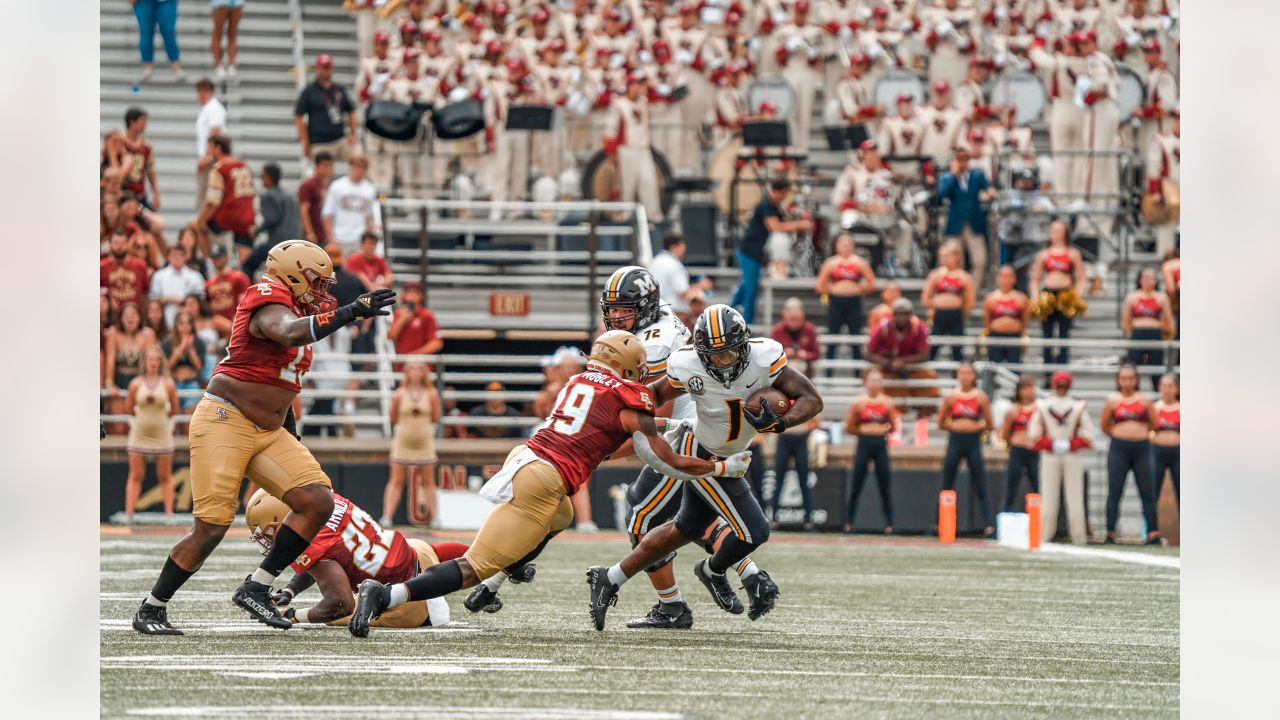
[383,361,442,527]
[998,376,1040,513]
[921,240,976,362]
[124,347,178,522]
[1101,363,1160,544]
[982,265,1030,365]
[1028,221,1087,366]
[1122,267,1175,390]
[938,363,995,536]
[842,368,898,534]
[1151,374,1180,510]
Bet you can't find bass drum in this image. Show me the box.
[1115,63,1146,121]
[581,148,675,218]
[874,68,926,110]
[366,100,426,142]
[747,74,797,119]
[709,136,762,225]
[431,100,486,140]
[988,70,1047,126]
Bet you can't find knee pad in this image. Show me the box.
[702,520,732,554]
[645,551,676,574]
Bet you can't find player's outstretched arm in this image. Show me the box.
[251,289,397,348]
[770,366,825,429]
[284,560,353,625]
[620,409,748,480]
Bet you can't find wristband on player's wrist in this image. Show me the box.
[309,303,359,342]
[711,460,727,477]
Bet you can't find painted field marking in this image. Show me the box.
[1038,543,1181,569]
[124,705,682,719]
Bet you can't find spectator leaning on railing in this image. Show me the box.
[865,298,938,448]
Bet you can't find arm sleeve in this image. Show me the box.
[294,88,309,117]
[631,430,706,482]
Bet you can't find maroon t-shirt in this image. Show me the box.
[867,316,931,358]
[100,255,151,309]
[393,308,440,355]
[298,176,328,245]
[346,252,390,287]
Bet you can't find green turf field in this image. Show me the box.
[100,529,1179,719]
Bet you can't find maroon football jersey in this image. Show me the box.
[527,370,655,495]
[290,493,417,590]
[213,278,313,392]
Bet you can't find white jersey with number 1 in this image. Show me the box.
[636,304,695,422]
[665,337,788,458]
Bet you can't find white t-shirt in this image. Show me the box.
[150,265,206,326]
[196,98,228,157]
[648,251,691,314]
[321,175,381,248]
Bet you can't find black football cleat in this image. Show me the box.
[585,566,619,631]
[625,602,693,629]
[693,559,743,615]
[231,576,291,629]
[508,563,537,584]
[463,584,504,614]
[349,580,390,638]
[742,570,780,621]
[132,602,184,636]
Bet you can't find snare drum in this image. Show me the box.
[874,68,926,110]
[988,70,1047,126]
[747,74,798,119]
[1115,63,1146,121]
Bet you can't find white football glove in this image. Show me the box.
[899,20,914,33]
[674,48,695,66]
[714,451,753,478]
[936,20,955,37]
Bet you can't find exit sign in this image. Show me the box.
[489,292,530,316]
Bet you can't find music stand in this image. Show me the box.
[741,121,790,148]
[823,124,870,151]
[506,105,555,132]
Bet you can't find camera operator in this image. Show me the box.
[996,168,1055,290]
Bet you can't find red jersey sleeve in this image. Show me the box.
[289,531,341,574]
[240,279,298,315]
[617,380,656,414]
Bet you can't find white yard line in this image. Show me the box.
[125,705,681,719]
[1038,543,1181,569]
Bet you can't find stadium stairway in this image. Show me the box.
[100,0,359,236]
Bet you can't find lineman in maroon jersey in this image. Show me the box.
[348,330,753,638]
[246,490,468,628]
[133,239,396,636]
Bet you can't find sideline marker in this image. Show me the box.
[938,490,956,544]
[1026,493,1042,550]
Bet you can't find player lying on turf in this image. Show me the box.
[587,304,824,630]
[246,489,468,627]
[346,330,753,637]
[133,240,396,635]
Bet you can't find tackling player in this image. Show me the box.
[132,239,396,635]
[587,304,824,630]
[597,266,770,629]
[347,330,753,637]
[245,489,468,627]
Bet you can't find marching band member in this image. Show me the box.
[381,48,439,197]
[879,92,926,181]
[774,1,825,155]
[823,52,883,139]
[1132,39,1176,154]
[1144,106,1179,258]
[922,0,979,87]
[1029,32,1086,198]
[606,70,665,223]
[918,80,966,169]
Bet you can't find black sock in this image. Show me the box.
[403,559,464,602]
[148,555,197,604]
[709,535,756,575]
[260,524,311,577]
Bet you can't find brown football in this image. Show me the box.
[746,387,791,416]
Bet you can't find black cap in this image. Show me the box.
[210,244,228,258]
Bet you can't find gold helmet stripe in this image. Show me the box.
[709,306,722,347]
[606,268,626,301]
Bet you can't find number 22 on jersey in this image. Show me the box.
[342,507,395,575]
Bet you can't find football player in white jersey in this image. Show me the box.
[594,267,772,629]
[588,304,824,630]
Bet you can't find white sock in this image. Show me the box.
[482,573,507,591]
[388,583,409,608]
[250,568,277,586]
[144,594,167,608]
[606,563,629,587]
[656,584,683,605]
[735,559,759,580]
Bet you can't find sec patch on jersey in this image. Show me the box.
[747,387,790,416]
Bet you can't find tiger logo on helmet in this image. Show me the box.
[600,266,661,332]
[693,304,752,385]
[265,239,337,315]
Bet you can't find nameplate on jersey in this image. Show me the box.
[489,292,530,317]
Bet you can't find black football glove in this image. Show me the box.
[744,400,787,434]
[272,588,296,607]
[311,288,397,341]
[352,288,397,319]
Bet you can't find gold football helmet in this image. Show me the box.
[265,239,336,314]
[245,489,290,554]
[588,329,647,382]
